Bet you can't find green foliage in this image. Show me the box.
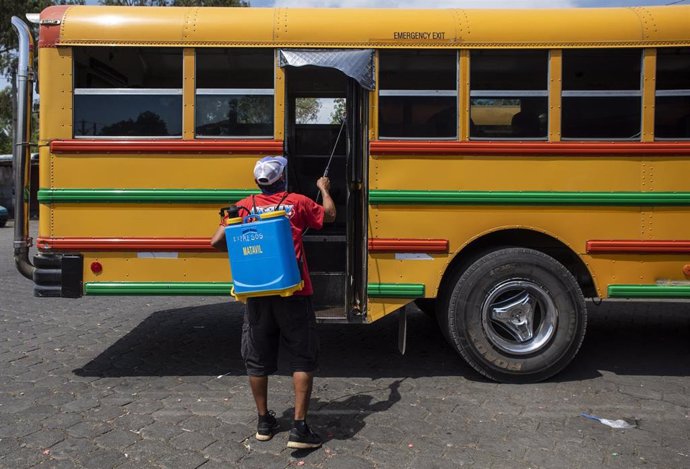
[0,87,11,154]
[0,0,249,153]
[295,98,321,124]
[330,97,346,124]
[1,0,85,77]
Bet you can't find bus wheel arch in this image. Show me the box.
[436,228,597,302]
[434,229,593,383]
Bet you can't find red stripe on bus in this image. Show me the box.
[50,139,284,154]
[370,141,690,156]
[39,237,450,254]
[587,240,690,254]
[368,238,449,253]
[37,237,215,251]
[39,5,70,48]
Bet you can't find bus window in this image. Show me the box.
[195,49,274,138]
[562,49,642,140]
[655,47,690,139]
[470,50,548,140]
[73,48,183,138]
[378,50,457,139]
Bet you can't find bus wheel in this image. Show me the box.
[442,247,587,383]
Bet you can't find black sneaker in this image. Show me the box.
[256,411,279,441]
[287,422,323,449]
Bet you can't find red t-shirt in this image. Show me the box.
[234,192,324,296]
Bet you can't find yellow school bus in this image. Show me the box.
[11,5,690,382]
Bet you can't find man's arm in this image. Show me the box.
[210,224,227,251]
[316,177,336,223]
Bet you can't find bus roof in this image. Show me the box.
[39,5,690,49]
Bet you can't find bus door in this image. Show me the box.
[279,50,373,322]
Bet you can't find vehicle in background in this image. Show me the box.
[0,205,7,227]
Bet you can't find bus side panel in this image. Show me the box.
[367,150,690,321]
[49,154,257,189]
[38,47,73,240]
[40,152,268,293]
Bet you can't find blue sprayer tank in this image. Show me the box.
[224,210,303,302]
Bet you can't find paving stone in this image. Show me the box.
[49,437,100,461]
[159,449,209,469]
[122,438,174,464]
[139,421,184,441]
[0,437,21,457]
[66,421,112,439]
[62,398,100,413]
[169,430,217,451]
[211,422,255,444]
[0,445,50,467]
[93,429,140,450]
[75,447,127,468]
[31,457,80,469]
[42,413,84,430]
[237,451,288,469]
[0,420,41,438]
[179,415,222,432]
[21,429,67,449]
[111,413,154,432]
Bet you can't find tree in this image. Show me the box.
[0,0,248,152]
[330,98,346,124]
[1,1,85,78]
[2,1,84,154]
[295,98,321,124]
[0,88,12,154]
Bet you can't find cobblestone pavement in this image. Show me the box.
[1,222,689,469]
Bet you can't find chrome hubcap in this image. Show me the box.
[481,280,558,355]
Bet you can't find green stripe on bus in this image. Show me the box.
[38,189,690,206]
[608,284,690,298]
[368,283,424,298]
[38,189,259,203]
[85,282,233,296]
[369,190,690,206]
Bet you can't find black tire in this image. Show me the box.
[0,220,6,228]
[439,247,587,383]
[33,268,62,285]
[34,285,62,297]
[414,299,436,318]
[33,254,62,269]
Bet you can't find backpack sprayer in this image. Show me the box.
[219,119,347,301]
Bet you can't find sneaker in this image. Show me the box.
[256,411,279,441]
[287,422,323,449]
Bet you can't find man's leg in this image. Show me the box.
[279,296,322,448]
[292,371,313,420]
[243,298,280,441]
[249,375,269,416]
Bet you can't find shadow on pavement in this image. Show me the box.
[74,300,690,382]
[285,380,403,458]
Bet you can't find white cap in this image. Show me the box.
[253,156,287,185]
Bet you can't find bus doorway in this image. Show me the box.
[283,64,368,321]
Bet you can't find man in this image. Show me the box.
[211,156,336,449]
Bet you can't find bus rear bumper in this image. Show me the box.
[33,254,83,298]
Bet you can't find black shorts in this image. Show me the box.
[241,295,319,376]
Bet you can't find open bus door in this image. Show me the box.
[280,50,372,322]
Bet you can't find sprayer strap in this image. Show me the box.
[275,193,290,211]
